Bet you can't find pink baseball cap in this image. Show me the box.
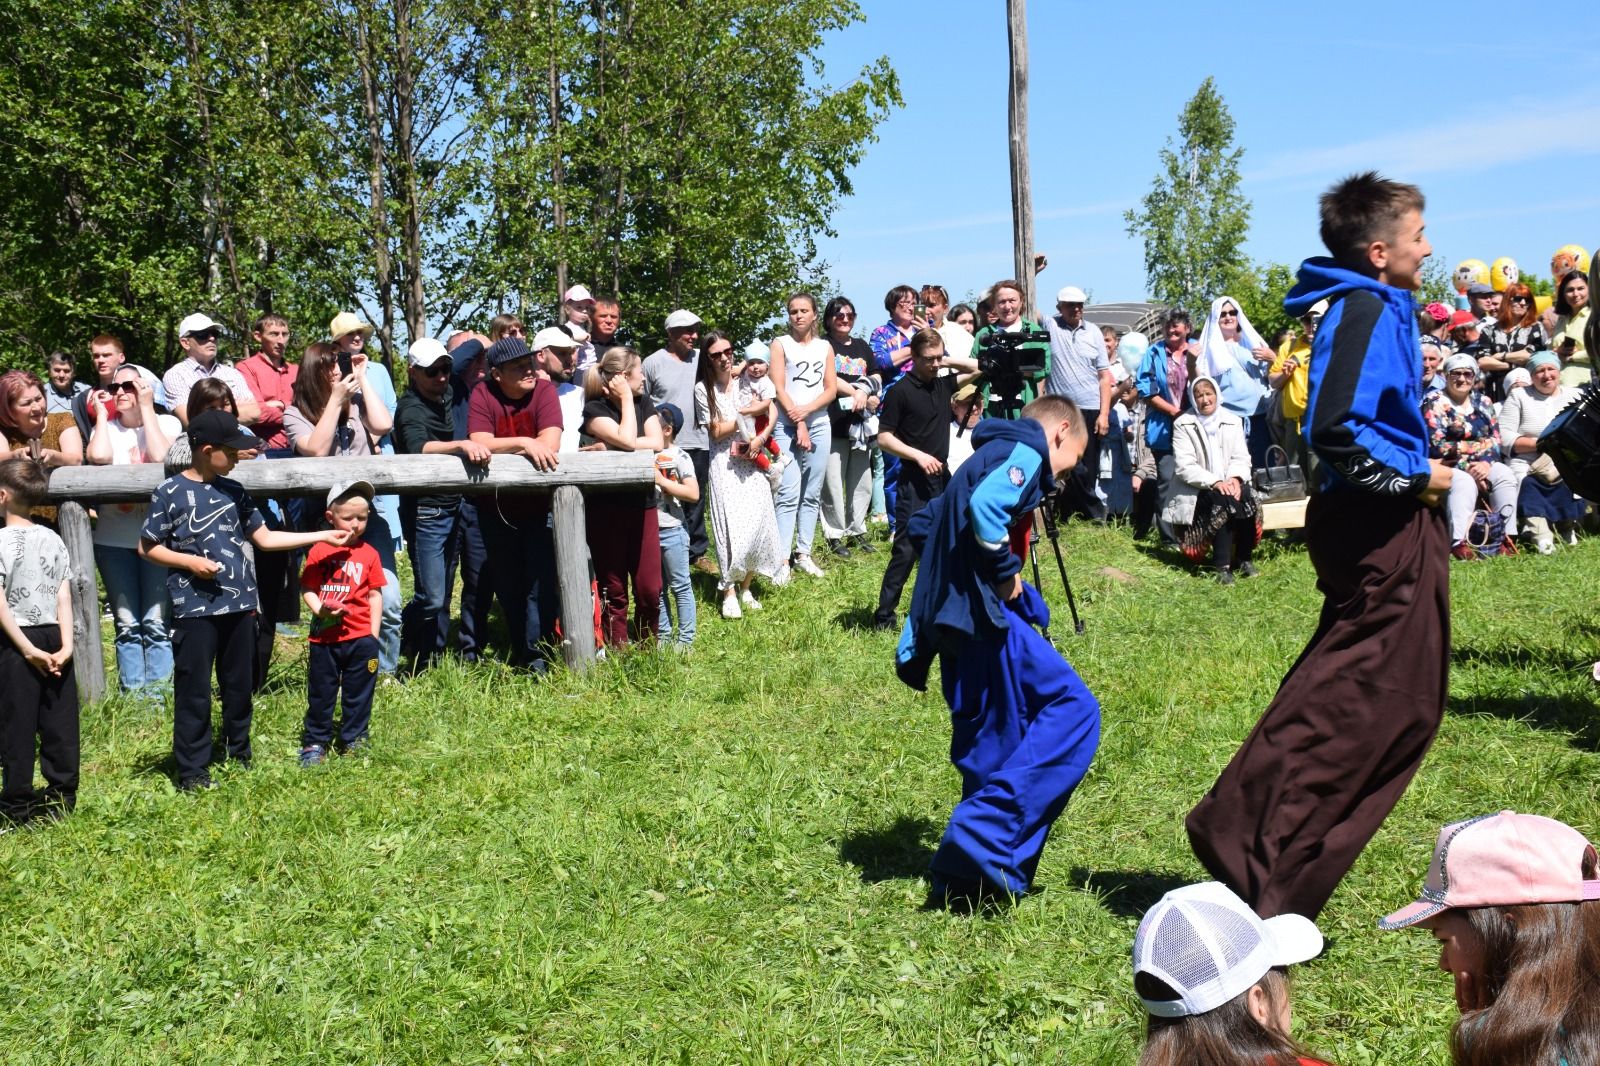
[1380,811,1600,930]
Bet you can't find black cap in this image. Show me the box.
[656,402,683,435]
[450,337,485,376]
[187,409,256,450]
[485,337,531,368]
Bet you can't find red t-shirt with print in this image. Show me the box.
[300,539,385,644]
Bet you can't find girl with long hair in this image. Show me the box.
[768,291,837,578]
[1381,811,1600,1066]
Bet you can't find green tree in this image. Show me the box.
[469,0,900,345]
[1125,77,1251,315]
[1225,261,1297,347]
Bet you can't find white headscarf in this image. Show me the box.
[1188,376,1228,477]
[1196,296,1265,381]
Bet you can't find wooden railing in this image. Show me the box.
[45,452,657,700]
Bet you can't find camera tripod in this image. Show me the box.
[1028,489,1085,644]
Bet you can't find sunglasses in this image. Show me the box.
[707,347,733,359]
[421,362,451,378]
[110,380,141,394]
[188,330,220,342]
[1218,310,1238,319]
[833,310,856,320]
[1447,370,1476,378]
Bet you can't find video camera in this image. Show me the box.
[975,328,1049,419]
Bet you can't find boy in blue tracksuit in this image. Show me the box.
[1186,172,1454,921]
[895,395,1094,908]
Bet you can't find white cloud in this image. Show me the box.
[1248,104,1600,185]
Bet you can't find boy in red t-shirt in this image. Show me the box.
[298,480,386,766]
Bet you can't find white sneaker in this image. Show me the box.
[721,593,742,619]
[741,589,762,611]
[1567,529,1581,547]
[772,564,792,587]
[1535,536,1555,555]
[793,554,825,578]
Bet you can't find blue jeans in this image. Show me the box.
[401,503,461,666]
[365,512,402,675]
[93,543,172,694]
[772,411,831,559]
[657,523,696,645]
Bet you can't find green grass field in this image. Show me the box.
[2,523,1597,1063]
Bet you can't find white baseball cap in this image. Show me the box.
[564,284,594,305]
[532,326,578,352]
[1056,286,1088,305]
[665,309,702,331]
[1133,882,1322,1018]
[407,337,449,368]
[178,313,221,337]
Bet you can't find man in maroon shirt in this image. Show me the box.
[236,313,299,453]
[466,336,563,671]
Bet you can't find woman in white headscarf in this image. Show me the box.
[1196,296,1275,464]
[1163,376,1260,583]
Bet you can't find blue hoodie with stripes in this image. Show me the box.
[1285,257,1432,496]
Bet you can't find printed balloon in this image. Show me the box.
[1490,257,1519,292]
[1453,259,1489,293]
[1552,244,1591,281]
[1535,294,1554,315]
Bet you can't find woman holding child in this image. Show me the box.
[695,331,783,619]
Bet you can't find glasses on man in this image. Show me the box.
[189,330,219,343]
[422,362,451,378]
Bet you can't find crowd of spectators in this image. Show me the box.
[0,263,1594,793]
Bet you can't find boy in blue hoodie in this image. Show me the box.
[1185,172,1454,922]
[895,394,1094,910]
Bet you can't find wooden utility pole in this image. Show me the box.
[1006,0,1035,316]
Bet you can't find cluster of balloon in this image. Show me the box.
[1551,244,1591,282]
[1453,259,1489,293]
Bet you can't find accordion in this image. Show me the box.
[1538,384,1600,502]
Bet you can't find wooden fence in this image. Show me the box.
[45,452,657,701]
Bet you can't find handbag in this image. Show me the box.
[1537,384,1600,501]
[1466,504,1510,558]
[1252,445,1307,502]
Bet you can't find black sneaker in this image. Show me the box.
[1217,568,1235,586]
[1238,561,1259,578]
[850,535,878,554]
[177,774,215,793]
[872,616,896,632]
[827,538,852,559]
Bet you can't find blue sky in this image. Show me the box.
[813,0,1600,314]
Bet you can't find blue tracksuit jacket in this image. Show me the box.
[892,417,1101,896]
[1285,258,1431,496]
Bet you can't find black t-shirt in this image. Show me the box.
[880,371,959,464]
[580,391,659,450]
[828,335,875,434]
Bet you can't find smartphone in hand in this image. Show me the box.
[338,351,354,378]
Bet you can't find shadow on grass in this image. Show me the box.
[834,605,881,632]
[1450,692,1600,752]
[839,815,939,883]
[1069,867,1191,919]
[132,748,178,782]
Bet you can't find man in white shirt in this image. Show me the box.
[1043,286,1113,520]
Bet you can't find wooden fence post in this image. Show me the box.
[55,501,106,705]
[551,485,596,672]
